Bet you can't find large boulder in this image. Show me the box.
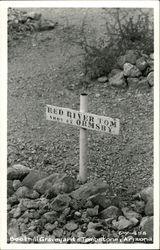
[70,181,110,201]
[123,63,142,77]
[33,173,75,195]
[22,170,49,189]
[109,71,127,88]
[7,164,30,181]
[140,216,153,238]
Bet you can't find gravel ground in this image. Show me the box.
[8,8,153,201]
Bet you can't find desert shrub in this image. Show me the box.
[74,8,154,80]
[103,8,154,55]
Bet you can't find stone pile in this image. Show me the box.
[7,164,153,244]
[98,50,154,89]
[8,8,58,41]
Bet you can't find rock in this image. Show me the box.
[74,211,81,218]
[46,175,75,198]
[69,198,79,210]
[123,63,142,77]
[12,180,22,191]
[20,199,40,209]
[19,223,27,233]
[127,77,139,86]
[53,228,63,238]
[122,207,141,220]
[7,180,14,197]
[15,186,40,199]
[84,200,94,208]
[136,57,148,71]
[26,12,41,20]
[100,206,120,219]
[140,216,153,238]
[140,186,153,203]
[7,164,30,181]
[22,170,48,189]
[126,50,140,64]
[15,186,30,198]
[86,229,103,238]
[50,194,71,212]
[13,206,23,218]
[137,77,148,88]
[65,222,78,231]
[7,204,11,211]
[147,72,154,87]
[33,173,75,195]
[117,50,139,69]
[104,217,114,225]
[109,71,126,88]
[8,195,19,206]
[77,231,85,242]
[44,223,56,232]
[112,216,134,230]
[86,205,99,217]
[86,222,104,237]
[150,53,154,60]
[70,181,110,201]
[89,193,111,209]
[117,55,126,69]
[39,20,57,31]
[43,211,57,223]
[110,196,120,208]
[63,207,71,217]
[145,200,153,216]
[41,230,49,236]
[97,76,108,83]
[8,219,20,238]
[95,93,100,98]
[108,68,122,78]
[129,217,139,226]
[28,231,39,239]
[133,200,145,214]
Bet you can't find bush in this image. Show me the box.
[74,8,154,80]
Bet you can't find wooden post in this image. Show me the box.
[78,93,88,183]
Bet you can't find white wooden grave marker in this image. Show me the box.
[46,93,120,183]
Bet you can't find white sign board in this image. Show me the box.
[46,104,120,135]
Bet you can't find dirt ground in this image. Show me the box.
[8,8,153,199]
